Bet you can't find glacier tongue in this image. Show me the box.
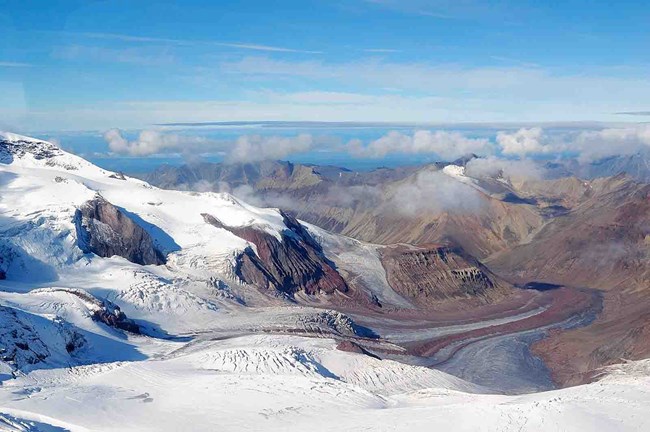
[0,132,649,431]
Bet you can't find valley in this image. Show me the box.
[142,154,650,390]
[4,1,650,428]
[0,132,648,430]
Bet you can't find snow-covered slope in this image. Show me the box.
[0,132,404,364]
[1,132,649,431]
[0,133,344,332]
[0,132,286,281]
[0,133,408,311]
[0,334,648,432]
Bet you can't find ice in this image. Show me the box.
[0,133,649,431]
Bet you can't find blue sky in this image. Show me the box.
[1,0,650,131]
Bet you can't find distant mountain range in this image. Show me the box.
[142,154,650,385]
[1,132,649,430]
[544,149,650,182]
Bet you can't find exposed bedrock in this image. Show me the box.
[0,305,86,376]
[74,195,166,265]
[336,340,381,359]
[297,310,379,339]
[202,211,348,297]
[34,288,141,334]
[379,244,511,306]
[84,296,141,334]
[0,136,63,164]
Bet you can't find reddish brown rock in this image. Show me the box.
[380,243,511,307]
[336,340,381,359]
[202,212,348,297]
[75,195,166,266]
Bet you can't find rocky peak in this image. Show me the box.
[202,213,348,297]
[75,195,166,266]
[0,132,63,164]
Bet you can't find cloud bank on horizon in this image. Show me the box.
[101,124,650,165]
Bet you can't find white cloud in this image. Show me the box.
[494,125,650,162]
[386,170,485,216]
[349,130,493,160]
[573,125,650,162]
[496,127,547,156]
[465,156,546,180]
[104,129,315,161]
[227,134,313,163]
[103,129,212,156]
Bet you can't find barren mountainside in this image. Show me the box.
[143,158,650,384]
[0,133,649,431]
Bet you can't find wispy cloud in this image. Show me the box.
[364,0,531,23]
[63,31,322,54]
[363,48,401,53]
[490,55,540,68]
[213,42,321,54]
[615,111,650,116]
[70,32,180,44]
[53,45,175,66]
[0,62,32,67]
[219,57,650,114]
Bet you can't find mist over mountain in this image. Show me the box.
[4,0,650,428]
[141,152,650,386]
[2,119,650,429]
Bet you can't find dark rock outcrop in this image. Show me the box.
[202,212,348,297]
[0,254,5,279]
[109,172,127,180]
[35,288,141,334]
[298,310,379,339]
[0,306,50,368]
[336,340,381,359]
[0,136,62,164]
[75,196,166,265]
[91,305,140,333]
[0,305,87,375]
